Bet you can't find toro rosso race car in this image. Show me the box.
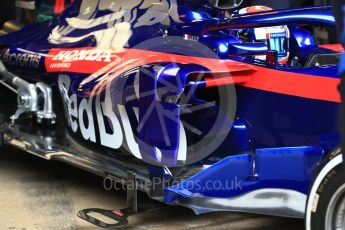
[0,0,343,229]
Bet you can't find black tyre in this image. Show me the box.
[305,149,345,230]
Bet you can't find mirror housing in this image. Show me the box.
[208,0,244,10]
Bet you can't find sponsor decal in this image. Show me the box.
[46,48,123,73]
[58,74,188,161]
[269,32,287,38]
[52,49,112,63]
[1,49,41,69]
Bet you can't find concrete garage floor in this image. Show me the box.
[0,146,305,230]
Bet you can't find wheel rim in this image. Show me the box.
[325,183,345,230]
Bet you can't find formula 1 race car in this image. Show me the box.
[0,0,343,229]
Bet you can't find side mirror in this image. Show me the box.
[208,0,244,10]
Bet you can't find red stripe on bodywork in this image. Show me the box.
[45,47,341,103]
[205,76,251,87]
[54,0,60,14]
[54,0,65,14]
[45,48,252,74]
[238,67,341,103]
[319,44,344,52]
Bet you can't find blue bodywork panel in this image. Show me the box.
[165,146,324,204]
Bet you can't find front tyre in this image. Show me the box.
[306,149,345,230]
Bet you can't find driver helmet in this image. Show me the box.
[238,6,290,64]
